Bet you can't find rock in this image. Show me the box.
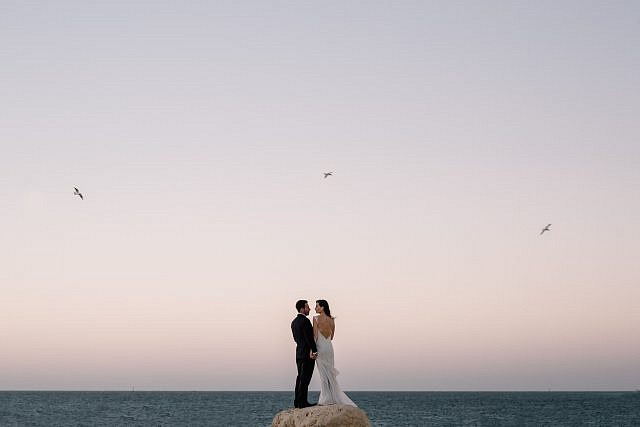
[272,404,371,427]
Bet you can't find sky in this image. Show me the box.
[2,0,639,391]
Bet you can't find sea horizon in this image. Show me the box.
[2,389,638,392]
[2,390,639,426]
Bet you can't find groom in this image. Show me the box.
[291,299,318,408]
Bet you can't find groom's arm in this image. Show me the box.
[291,320,296,342]
[304,319,318,353]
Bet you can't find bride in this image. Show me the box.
[312,299,357,407]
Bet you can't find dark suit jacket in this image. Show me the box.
[291,313,318,360]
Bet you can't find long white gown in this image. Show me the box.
[315,331,357,407]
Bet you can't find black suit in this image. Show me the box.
[291,313,318,408]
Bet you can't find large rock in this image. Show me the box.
[272,404,371,427]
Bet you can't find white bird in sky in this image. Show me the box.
[540,223,551,235]
[73,187,84,200]
[323,172,333,178]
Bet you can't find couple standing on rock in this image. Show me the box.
[291,299,357,409]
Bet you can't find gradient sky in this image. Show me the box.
[2,0,639,390]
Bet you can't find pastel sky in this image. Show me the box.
[2,0,639,391]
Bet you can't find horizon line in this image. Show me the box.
[1,389,637,393]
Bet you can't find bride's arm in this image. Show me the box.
[330,318,335,340]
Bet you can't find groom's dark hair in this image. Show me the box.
[295,300,308,312]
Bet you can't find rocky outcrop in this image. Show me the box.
[272,404,371,427]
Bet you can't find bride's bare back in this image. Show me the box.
[313,314,334,340]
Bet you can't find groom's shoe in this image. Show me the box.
[301,402,317,408]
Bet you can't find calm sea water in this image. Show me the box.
[1,391,639,426]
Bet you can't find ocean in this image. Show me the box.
[1,391,639,426]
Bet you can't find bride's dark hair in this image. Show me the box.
[316,299,334,318]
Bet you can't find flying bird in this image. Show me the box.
[540,224,551,235]
[323,172,333,178]
[73,187,84,200]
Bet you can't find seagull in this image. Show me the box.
[73,187,84,200]
[323,172,333,178]
[540,224,551,235]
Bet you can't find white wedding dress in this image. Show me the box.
[315,331,357,407]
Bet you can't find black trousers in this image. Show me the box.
[294,357,315,407]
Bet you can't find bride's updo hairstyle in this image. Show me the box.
[316,299,334,318]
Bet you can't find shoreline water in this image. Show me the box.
[2,391,639,426]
